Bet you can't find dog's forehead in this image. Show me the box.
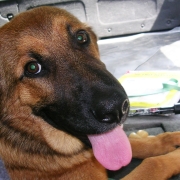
[0,6,98,48]
[0,7,99,76]
[1,7,87,36]
[15,8,97,51]
[15,7,95,44]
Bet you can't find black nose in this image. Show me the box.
[92,93,129,124]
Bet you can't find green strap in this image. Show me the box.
[128,78,180,98]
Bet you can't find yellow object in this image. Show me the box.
[119,71,180,108]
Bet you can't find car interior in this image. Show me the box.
[0,0,180,179]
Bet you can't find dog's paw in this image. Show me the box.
[156,131,180,153]
[129,130,151,139]
[129,131,180,158]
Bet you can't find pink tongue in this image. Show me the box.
[87,126,132,170]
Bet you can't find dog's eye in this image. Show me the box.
[25,61,41,75]
[76,31,88,44]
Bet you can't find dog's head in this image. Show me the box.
[0,6,131,171]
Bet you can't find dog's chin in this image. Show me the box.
[34,108,125,147]
[70,133,91,147]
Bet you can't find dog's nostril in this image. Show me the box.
[122,99,129,114]
[92,110,120,124]
[102,111,120,123]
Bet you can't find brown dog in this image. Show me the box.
[0,6,180,180]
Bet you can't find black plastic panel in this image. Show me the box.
[0,1,18,26]
[0,0,180,38]
[17,0,87,22]
[98,0,157,23]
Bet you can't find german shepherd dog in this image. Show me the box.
[0,6,180,180]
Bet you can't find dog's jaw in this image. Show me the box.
[34,106,92,147]
[33,98,132,171]
[36,116,89,155]
[33,100,129,146]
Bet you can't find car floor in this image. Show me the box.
[98,27,180,179]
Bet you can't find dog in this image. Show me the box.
[0,6,180,180]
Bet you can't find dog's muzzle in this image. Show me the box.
[91,88,129,125]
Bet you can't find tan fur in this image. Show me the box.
[0,6,180,180]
